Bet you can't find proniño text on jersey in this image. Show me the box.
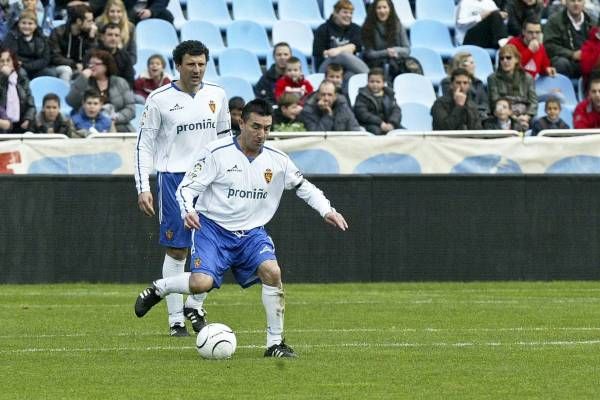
[227,187,268,199]
[176,119,217,134]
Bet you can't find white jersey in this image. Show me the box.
[176,136,334,231]
[134,81,231,194]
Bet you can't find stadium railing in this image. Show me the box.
[87,133,138,140]
[537,129,600,137]
[0,133,69,141]
[387,130,522,138]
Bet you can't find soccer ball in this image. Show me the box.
[196,323,237,360]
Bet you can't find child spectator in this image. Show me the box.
[228,96,245,136]
[133,53,171,104]
[353,67,402,135]
[273,93,306,132]
[274,57,313,104]
[325,62,345,94]
[71,88,114,137]
[483,97,527,132]
[31,93,75,135]
[531,96,570,135]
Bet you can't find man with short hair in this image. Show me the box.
[96,22,135,86]
[135,40,231,337]
[508,17,556,79]
[255,42,292,106]
[573,76,600,128]
[431,68,482,130]
[135,99,349,357]
[299,80,361,131]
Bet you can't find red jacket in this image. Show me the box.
[580,26,600,83]
[134,72,172,100]
[273,75,313,103]
[573,98,600,128]
[507,36,552,79]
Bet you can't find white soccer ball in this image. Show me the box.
[196,323,237,360]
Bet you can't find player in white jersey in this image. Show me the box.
[135,99,348,357]
[134,40,231,337]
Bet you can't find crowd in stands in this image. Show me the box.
[1,0,600,136]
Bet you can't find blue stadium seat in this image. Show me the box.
[348,73,367,107]
[397,102,432,131]
[278,0,324,30]
[415,0,455,29]
[392,0,416,28]
[180,20,226,59]
[187,0,232,31]
[231,0,277,31]
[453,45,494,84]
[306,73,325,90]
[536,102,573,128]
[216,76,256,103]
[410,19,455,59]
[535,74,578,111]
[323,0,366,25]
[30,76,71,116]
[266,47,312,75]
[167,0,187,30]
[226,20,272,60]
[204,57,219,82]
[393,72,437,107]
[218,48,263,85]
[272,20,314,58]
[410,47,446,87]
[136,19,179,63]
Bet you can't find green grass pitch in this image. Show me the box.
[2,282,600,399]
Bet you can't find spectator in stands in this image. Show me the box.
[313,0,369,76]
[66,48,135,132]
[0,8,8,42]
[124,0,173,24]
[361,0,420,82]
[505,0,545,37]
[0,47,35,133]
[274,57,313,104]
[325,63,345,93]
[229,96,244,136]
[71,88,114,136]
[508,16,556,79]
[31,93,75,135]
[255,42,291,106]
[133,53,171,104]
[6,0,47,31]
[95,0,136,63]
[49,4,98,82]
[483,97,527,131]
[455,0,508,48]
[488,44,537,129]
[273,93,306,132]
[353,67,402,135]
[2,10,56,79]
[579,26,600,92]
[543,0,593,79]
[441,51,489,120]
[531,96,570,135]
[299,80,361,131]
[0,105,11,133]
[96,22,135,86]
[431,68,483,130]
[573,75,600,128]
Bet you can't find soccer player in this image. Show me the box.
[135,99,349,357]
[134,40,231,337]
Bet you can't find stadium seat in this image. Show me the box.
[204,57,219,81]
[272,20,314,58]
[415,0,455,29]
[409,47,446,87]
[167,0,187,30]
[30,76,72,116]
[397,102,432,131]
[266,47,312,75]
[131,103,145,131]
[323,0,366,25]
[410,19,455,59]
[226,20,272,60]
[305,73,325,89]
[535,74,578,111]
[231,0,277,31]
[186,0,232,31]
[216,76,256,103]
[536,102,573,128]
[278,0,324,30]
[218,48,263,85]
[453,45,494,84]
[393,73,437,107]
[180,20,226,59]
[348,73,367,107]
[135,19,179,63]
[392,0,416,28]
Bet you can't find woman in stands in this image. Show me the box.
[0,47,36,133]
[66,48,135,132]
[95,0,137,63]
[487,44,538,130]
[455,0,509,48]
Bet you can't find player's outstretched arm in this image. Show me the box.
[324,210,348,231]
[183,211,200,230]
[138,191,155,217]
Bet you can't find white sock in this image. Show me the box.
[185,292,208,312]
[262,284,285,348]
[162,255,186,325]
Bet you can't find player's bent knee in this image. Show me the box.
[189,273,213,294]
[166,247,188,261]
[257,260,281,287]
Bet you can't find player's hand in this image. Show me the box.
[324,210,348,231]
[184,211,201,230]
[137,191,155,217]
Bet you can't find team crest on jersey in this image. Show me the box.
[209,100,216,113]
[165,229,174,241]
[194,258,201,267]
[264,168,273,184]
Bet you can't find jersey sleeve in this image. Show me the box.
[216,92,232,138]
[134,97,161,194]
[286,158,333,218]
[176,148,219,218]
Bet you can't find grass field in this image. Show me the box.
[2,282,600,399]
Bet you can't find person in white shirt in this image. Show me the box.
[134,40,231,337]
[135,99,349,357]
[455,0,509,48]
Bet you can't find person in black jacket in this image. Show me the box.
[0,47,36,133]
[124,0,173,24]
[353,67,402,134]
[431,68,482,131]
[96,22,135,87]
[255,42,291,106]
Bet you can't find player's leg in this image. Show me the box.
[163,247,188,336]
[183,237,209,332]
